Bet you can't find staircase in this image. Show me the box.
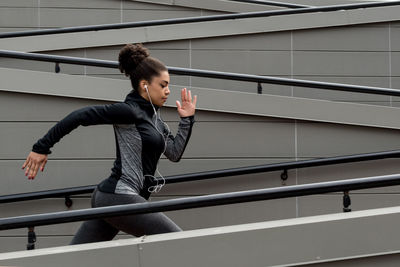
[1,0,400,265]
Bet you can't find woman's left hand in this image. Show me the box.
[176,88,197,117]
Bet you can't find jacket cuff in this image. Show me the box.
[180,115,195,124]
[32,143,52,155]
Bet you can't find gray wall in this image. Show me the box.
[2,22,400,106]
[1,90,400,252]
[0,0,225,33]
[1,0,400,253]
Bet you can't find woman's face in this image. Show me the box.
[142,71,170,107]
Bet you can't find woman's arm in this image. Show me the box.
[23,102,137,179]
[163,116,195,162]
[164,88,197,162]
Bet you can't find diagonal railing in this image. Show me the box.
[0,1,399,38]
[1,173,400,231]
[1,150,399,204]
[227,0,312,8]
[1,50,400,96]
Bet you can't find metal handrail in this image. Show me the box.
[228,0,311,8]
[1,50,400,96]
[2,150,399,204]
[0,1,399,38]
[1,173,400,230]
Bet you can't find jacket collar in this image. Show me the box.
[125,90,159,116]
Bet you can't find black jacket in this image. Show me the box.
[32,90,195,199]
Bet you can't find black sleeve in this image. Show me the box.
[32,103,137,154]
[163,116,195,162]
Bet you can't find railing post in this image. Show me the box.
[343,191,351,212]
[27,227,36,250]
[55,62,60,73]
[65,196,73,209]
[281,169,288,185]
[257,82,262,94]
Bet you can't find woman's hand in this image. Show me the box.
[176,88,197,117]
[22,151,48,180]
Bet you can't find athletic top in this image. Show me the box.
[32,90,195,199]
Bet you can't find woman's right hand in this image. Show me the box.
[22,152,48,180]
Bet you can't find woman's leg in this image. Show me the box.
[69,188,119,245]
[69,219,119,245]
[94,191,182,237]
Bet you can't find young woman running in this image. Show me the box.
[21,43,197,244]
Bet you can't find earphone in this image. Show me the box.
[144,84,169,193]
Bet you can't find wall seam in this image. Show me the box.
[38,0,41,29]
[389,22,393,107]
[120,0,123,23]
[189,39,192,89]
[291,30,299,218]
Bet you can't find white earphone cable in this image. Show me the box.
[144,85,170,193]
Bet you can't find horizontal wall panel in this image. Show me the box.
[39,0,122,9]
[0,121,295,159]
[0,28,36,33]
[0,158,292,195]
[0,236,72,253]
[0,234,133,253]
[297,158,400,194]
[158,197,297,230]
[39,0,190,10]
[185,121,295,158]
[391,26,400,51]
[0,91,290,122]
[190,76,293,95]
[130,0,274,12]
[145,40,190,50]
[122,0,202,10]
[298,194,400,217]
[297,122,400,157]
[39,8,120,28]
[190,32,291,51]
[291,76,391,105]
[0,1,37,7]
[293,51,390,76]
[0,123,116,159]
[0,160,113,195]
[31,1,202,11]
[0,8,38,28]
[390,52,400,76]
[122,10,201,23]
[293,25,390,51]
[191,50,291,76]
[0,91,113,122]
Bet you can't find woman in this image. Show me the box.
[21,43,197,244]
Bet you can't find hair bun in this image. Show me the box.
[118,43,150,77]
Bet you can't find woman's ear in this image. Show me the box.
[139,80,148,91]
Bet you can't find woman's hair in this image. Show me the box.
[118,43,167,91]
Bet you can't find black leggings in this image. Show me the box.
[70,188,182,245]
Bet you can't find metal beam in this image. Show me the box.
[1,173,400,230]
[0,150,400,204]
[228,0,311,8]
[1,50,400,97]
[0,1,399,38]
